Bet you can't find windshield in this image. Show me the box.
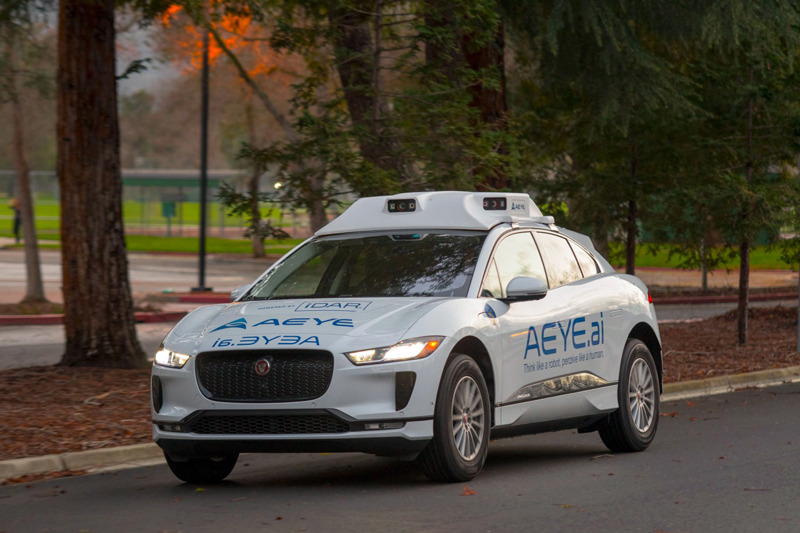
[242,232,486,300]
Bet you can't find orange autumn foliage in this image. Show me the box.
[160,4,281,79]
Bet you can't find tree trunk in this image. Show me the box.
[328,6,411,193]
[6,40,47,303]
[245,98,265,258]
[248,171,265,258]
[592,219,611,261]
[308,171,328,233]
[737,238,750,345]
[625,142,638,276]
[57,0,145,368]
[626,199,637,276]
[461,20,508,191]
[737,67,755,346]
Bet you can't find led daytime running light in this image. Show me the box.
[346,337,444,365]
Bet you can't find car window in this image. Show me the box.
[244,232,486,299]
[571,242,600,278]
[481,260,503,298]
[533,232,583,288]
[490,232,547,296]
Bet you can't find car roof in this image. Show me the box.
[315,191,555,237]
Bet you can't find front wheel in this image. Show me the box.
[164,453,238,484]
[420,354,490,482]
[599,338,659,452]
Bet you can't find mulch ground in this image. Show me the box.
[0,305,798,464]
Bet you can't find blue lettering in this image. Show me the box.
[524,326,541,359]
[343,303,361,309]
[218,339,232,347]
[262,335,281,345]
[300,336,320,346]
[542,323,557,355]
[238,335,259,346]
[333,319,354,327]
[314,318,336,326]
[591,322,601,345]
[278,335,301,345]
[572,317,586,349]
[601,312,605,344]
[557,319,573,351]
[253,318,280,327]
[282,318,309,326]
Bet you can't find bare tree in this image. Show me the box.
[1,4,48,303]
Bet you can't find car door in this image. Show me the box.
[483,231,573,425]
[533,231,623,387]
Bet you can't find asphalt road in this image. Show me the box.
[1,383,798,533]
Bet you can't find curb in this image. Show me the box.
[0,443,163,482]
[660,364,800,401]
[1,365,799,483]
[654,292,798,306]
[0,310,187,326]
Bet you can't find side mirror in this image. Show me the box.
[504,276,548,302]
[230,284,249,302]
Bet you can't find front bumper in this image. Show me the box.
[151,339,454,457]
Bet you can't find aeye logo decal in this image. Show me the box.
[510,202,526,212]
[211,317,354,333]
[210,318,248,332]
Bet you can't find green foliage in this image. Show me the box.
[216,182,290,241]
[231,0,519,209]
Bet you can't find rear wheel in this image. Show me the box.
[599,339,659,452]
[420,354,490,482]
[164,453,238,484]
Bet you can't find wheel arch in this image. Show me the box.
[628,322,663,391]
[450,336,496,426]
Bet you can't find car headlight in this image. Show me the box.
[154,347,191,368]
[345,336,444,365]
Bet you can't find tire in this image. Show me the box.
[164,452,239,484]
[420,354,491,482]
[599,338,660,453]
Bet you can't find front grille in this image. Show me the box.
[189,414,350,435]
[196,350,334,402]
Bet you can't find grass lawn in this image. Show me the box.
[617,246,793,270]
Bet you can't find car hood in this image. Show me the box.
[166,297,450,354]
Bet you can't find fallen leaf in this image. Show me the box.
[461,486,477,496]
[660,412,679,418]
[195,488,205,492]
[689,417,698,422]
[686,401,695,406]
[590,454,614,461]
[275,516,283,520]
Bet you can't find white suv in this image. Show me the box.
[151,191,661,483]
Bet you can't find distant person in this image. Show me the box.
[8,198,21,243]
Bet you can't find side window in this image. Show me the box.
[571,242,600,278]
[481,260,503,298]
[533,232,583,288]
[489,232,547,297]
